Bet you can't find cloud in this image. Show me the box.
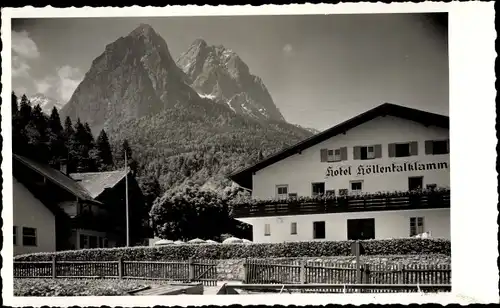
[57,66,83,101]
[12,31,40,59]
[35,76,57,94]
[11,30,39,86]
[283,43,293,55]
[34,65,83,102]
[12,55,31,78]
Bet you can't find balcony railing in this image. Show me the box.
[231,189,450,218]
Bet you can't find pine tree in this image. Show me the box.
[47,107,66,165]
[96,129,113,169]
[18,94,32,128]
[27,104,50,163]
[11,92,25,155]
[12,92,19,115]
[63,116,75,140]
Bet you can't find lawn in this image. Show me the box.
[14,278,172,296]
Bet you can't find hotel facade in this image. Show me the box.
[229,103,450,243]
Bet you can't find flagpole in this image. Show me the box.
[125,150,130,247]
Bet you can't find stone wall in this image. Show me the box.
[216,254,451,281]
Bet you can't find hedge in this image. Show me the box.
[14,238,450,261]
[14,278,167,296]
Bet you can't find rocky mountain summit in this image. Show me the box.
[60,24,200,132]
[176,39,285,122]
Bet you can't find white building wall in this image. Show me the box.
[252,116,449,199]
[242,208,450,243]
[13,178,56,255]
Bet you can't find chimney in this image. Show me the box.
[60,159,68,175]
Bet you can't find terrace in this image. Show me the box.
[231,188,450,218]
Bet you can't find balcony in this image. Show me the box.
[231,189,450,218]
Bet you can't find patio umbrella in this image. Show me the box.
[205,239,219,244]
[188,238,206,244]
[174,240,184,245]
[154,239,174,246]
[242,239,252,244]
[222,237,243,244]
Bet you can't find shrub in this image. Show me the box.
[14,278,167,296]
[14,238,450,262]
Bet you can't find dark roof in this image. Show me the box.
[228,103,449,189]
[13,177,71,219]
[69,170,130,199]
[13,154,99,204]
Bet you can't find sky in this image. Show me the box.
[11,13,448,131]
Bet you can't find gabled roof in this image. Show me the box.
[13,154,98,203]
[69,170,130,199]
[228,103,449,189]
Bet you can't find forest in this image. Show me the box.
[11,91,255,241]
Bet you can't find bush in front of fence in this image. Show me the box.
[14,238,450,261]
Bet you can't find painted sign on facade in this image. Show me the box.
[326,161,449,178]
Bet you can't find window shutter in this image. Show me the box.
[353,146,361,160]
[425,140,433,155]
[410,141,418,156]
[340,147,348,161]
[388,143,396,157]
[374,144,382,158]
[320,149,328,162]
[446,139,450,153]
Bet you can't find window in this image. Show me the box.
[408,176,423,191]
[276,185,288,199]
[410,217,425,236]
[291,222,297,235]
[350,181,363,192]
[313,221,326,239]
[354,145,381,160]
[395,143,410,157]
[321,147,347,162]
[22,227,37,246]
[80,234,88,249]
[327,149,342,162]
[425,140,449,155]
[325,190,335,196]
[13,226,18,246]
[264,223,271,236]
[89,236,97,248]
[312,182,325,196]
[389,142,418,158]
[361,146,375,160]
[426,184,437,190]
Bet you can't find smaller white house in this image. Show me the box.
[12,154,138,255]
[13,177,56,255]
[229,103,450,243]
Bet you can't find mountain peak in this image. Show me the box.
[191,38,208,48]
[176,40,286,122]
[129,23,157,38]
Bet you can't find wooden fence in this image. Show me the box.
[244,259,451,288]
[13,258,218,286]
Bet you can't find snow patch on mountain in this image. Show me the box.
[29,93,65,114]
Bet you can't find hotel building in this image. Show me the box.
[229,103,450,243]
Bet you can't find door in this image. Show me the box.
[347,218,375,240]
[408,176,423,191]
